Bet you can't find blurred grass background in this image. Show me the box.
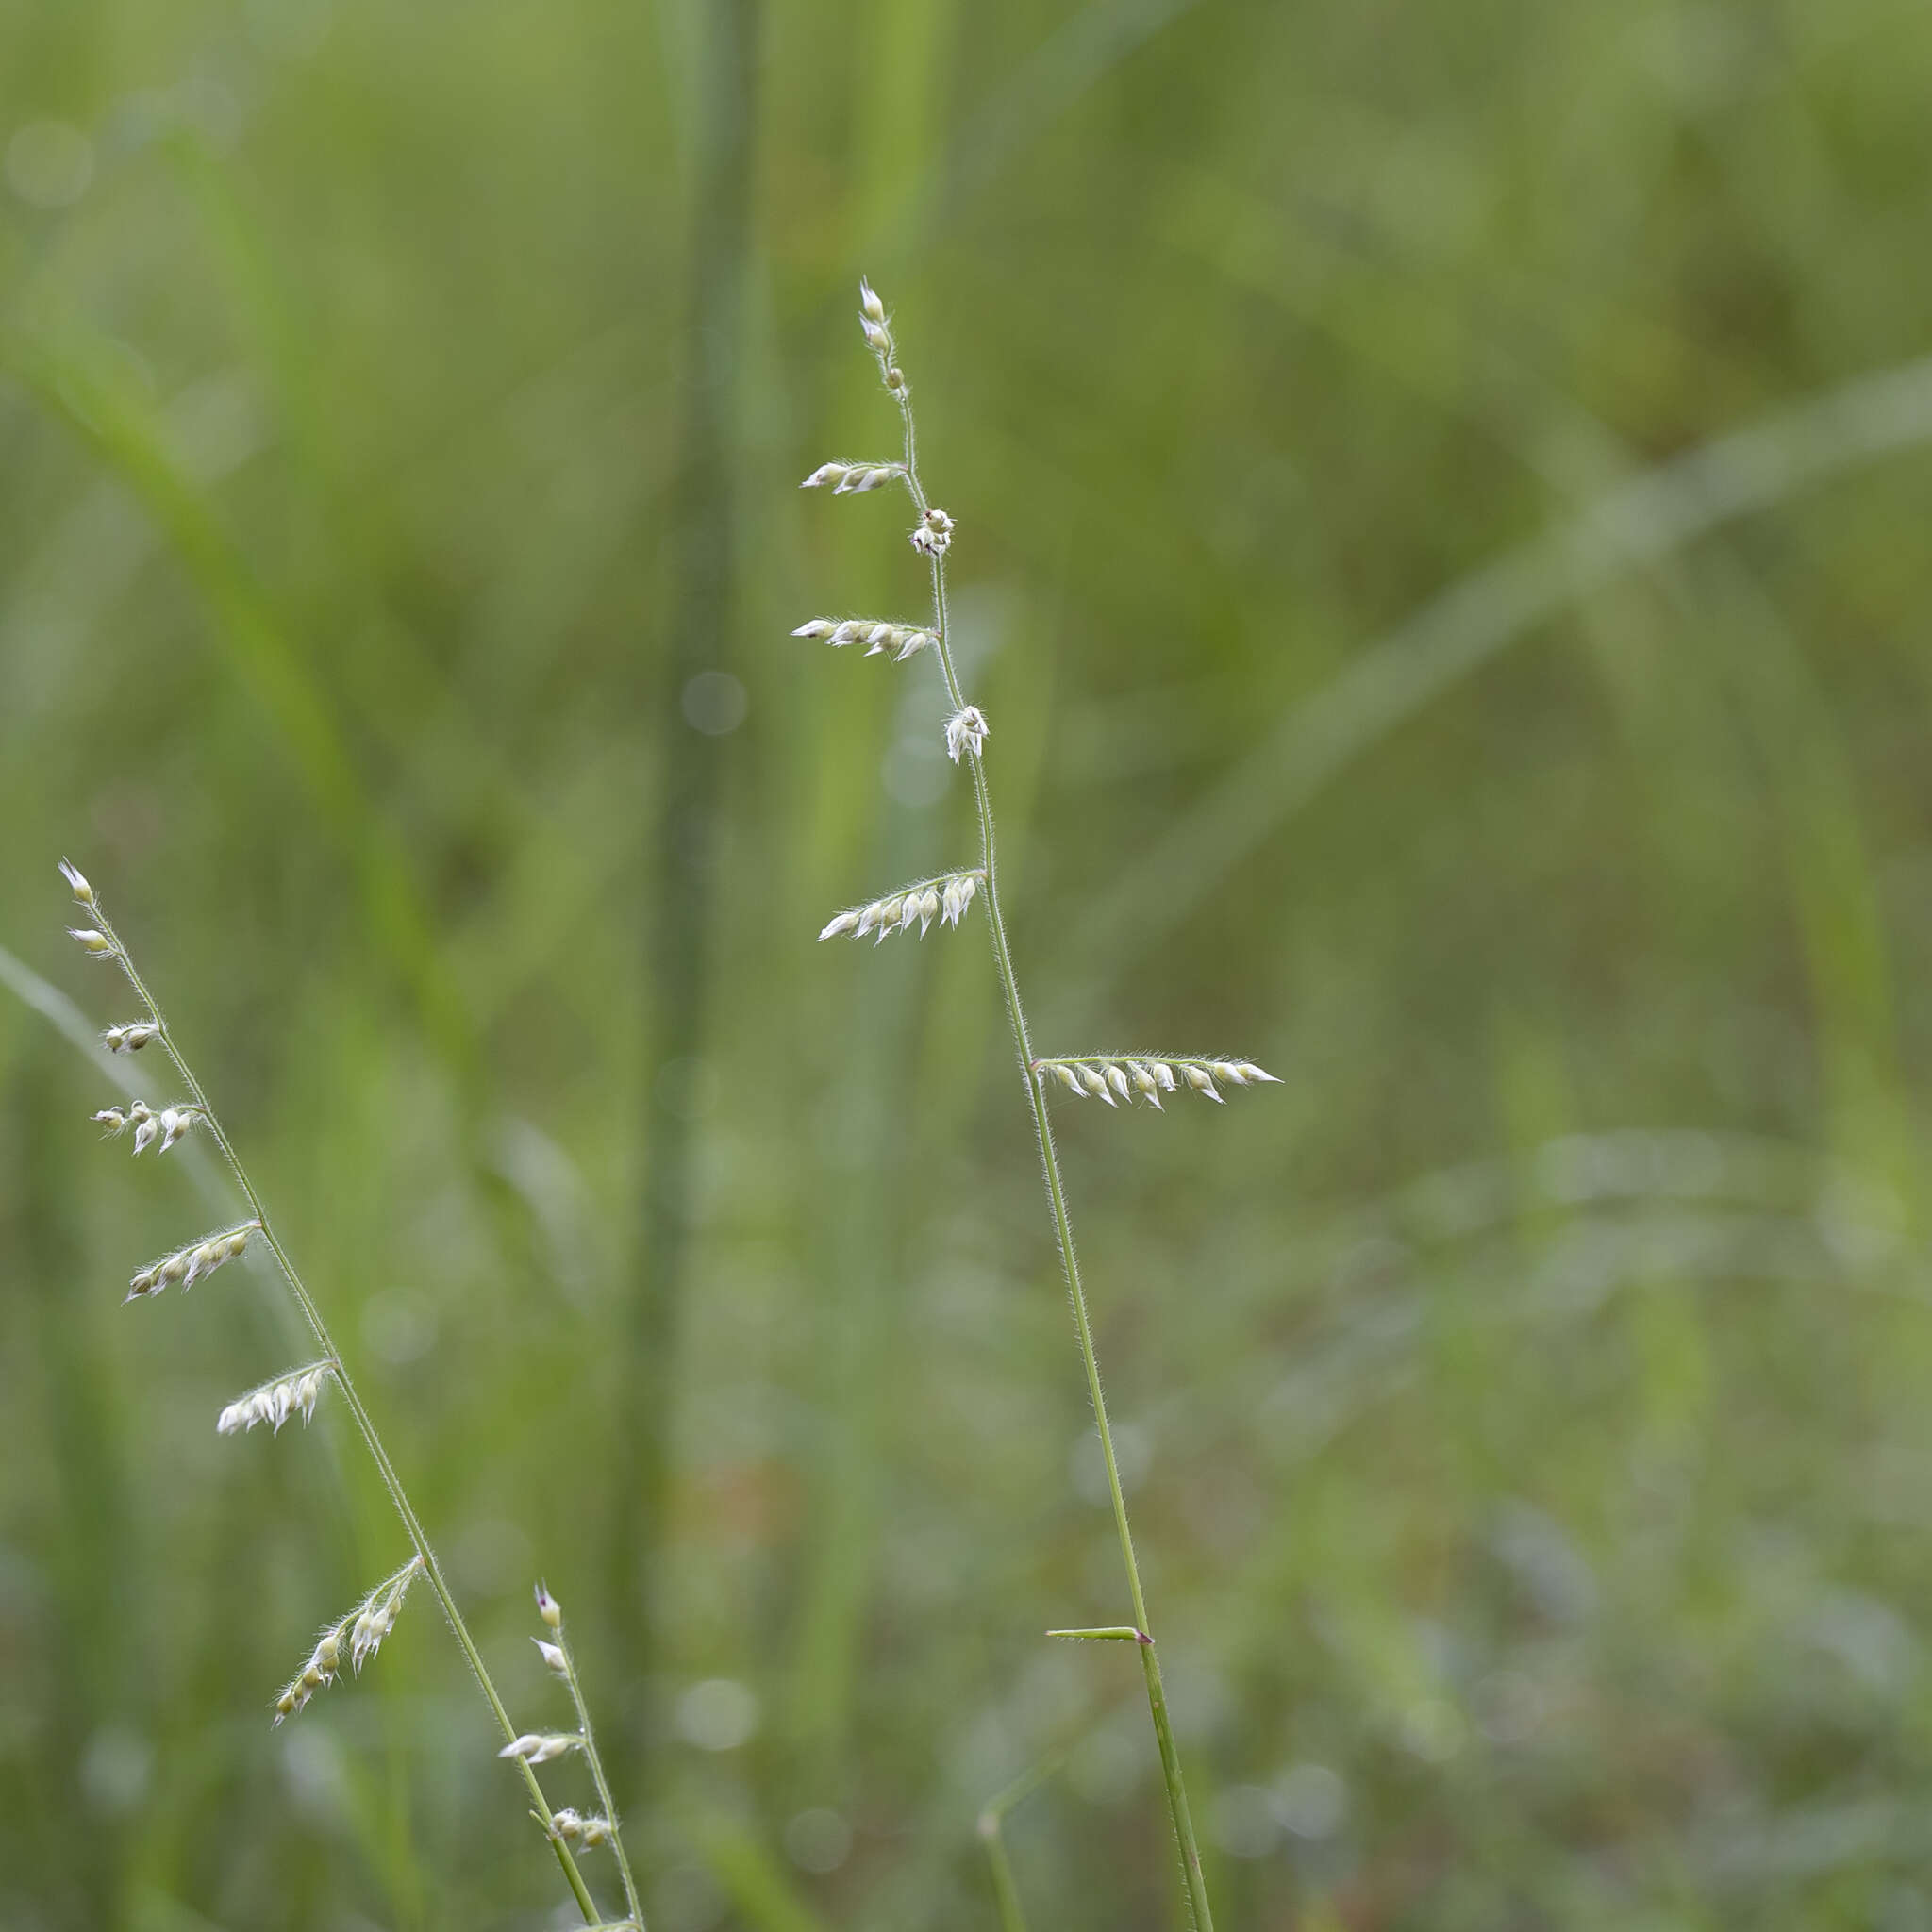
[5,0,1932,1927]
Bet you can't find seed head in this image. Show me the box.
[273,1557,422,1724]
[1031,1056,1279,1108]
[58,858,93,907]
[819,871,983,945]
[102,1022,160,1053]
[800,459,906,494]
[131,1222,257,1302]
[944,705,989,764]
[791,617,933,661]
[217,1361,328,1433]
[909,507,954,557]
[116,1104,200,1155]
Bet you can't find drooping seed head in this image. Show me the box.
[217,1357,328,1433]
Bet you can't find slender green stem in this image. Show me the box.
[978,1807,1029,1932]
[558,1620,647,1932]
[890,382,1216,1932]
[88,903,608,1928]
[976,1751,1064,1932]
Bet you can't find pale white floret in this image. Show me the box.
[944,705,989,763]
[102,1022,160,1053]
[59,858,93,907]
[69,926,115,957]
[534,1638,569,1676]
[499,1732,583,1765]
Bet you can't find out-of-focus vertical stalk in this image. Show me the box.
[16,1043,134,1931]
[611,0,761,1789]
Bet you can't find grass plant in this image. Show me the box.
[793,281,1284,1932]
[53,859,644,1931]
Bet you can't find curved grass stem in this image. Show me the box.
[891,383,1216,1932]
[85,899,615,1929]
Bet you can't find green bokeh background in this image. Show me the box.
[6,2,1932,1927]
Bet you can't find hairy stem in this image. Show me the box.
[89,903,612,1928]
[891,389,1216,1931]
[558,1621,647,1932]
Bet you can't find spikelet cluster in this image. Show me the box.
[92,1099,202,1154]
[818,870,982,944]
[1032,1055,1282,1108]
[800,459,905,494]
[791,616,935,661]
[944,704,989,762]
[910,506,955,558]
[102,1021,160,1052]
[548,1808,616,1850]
[218,1362,330,1436]
[126,1221,257,1300]
[274,1557,424,1724]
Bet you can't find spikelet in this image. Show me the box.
[1031,1056,1282,1108]
[818,870,983,944]
[274,1557,424,1724]
[126,1221,258,1301]
[59,858,94,907]
[799,459,906,494]
[498,1732,584,1765]
[790,616,935,661]
[217,1362,331,1436]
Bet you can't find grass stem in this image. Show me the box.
[87,898,613,1929]
[891,378,1216,1932]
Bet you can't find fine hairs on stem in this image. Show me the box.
[795,282,1282,1931]
[58,860,642,1932]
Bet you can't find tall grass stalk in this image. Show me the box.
[57,862,640,1931]
[796,284,1281,1931]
